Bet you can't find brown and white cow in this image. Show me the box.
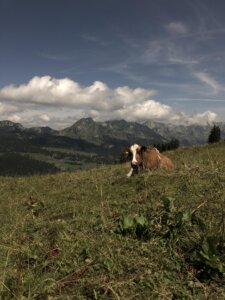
[123,144,174,177]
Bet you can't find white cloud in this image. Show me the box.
[166,22,188,34]
[10,114,21,123]
[39,114,50,122]
[195,72,223,94]
[0,76,218,128]
[116,100,173,121]
[0,102,18,114]
[189,111,217,124]
[0,76,157,111]
[180,111,217,125]
[168,57,198,65]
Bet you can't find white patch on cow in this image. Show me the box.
[130,144,140,165]
[126,168,134,177]
[154,147,161,161]
[154,147,159,154]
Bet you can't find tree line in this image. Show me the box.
[208,125,221,144]
[157,124,222,152]
[154,138,180,152]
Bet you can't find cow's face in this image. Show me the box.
[130,144,142,166]
[124,144,147,177]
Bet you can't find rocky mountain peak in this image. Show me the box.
[0,120,24,132]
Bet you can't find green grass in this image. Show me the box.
[0,143,225,299]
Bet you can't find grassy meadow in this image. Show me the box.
[0,143,225,299]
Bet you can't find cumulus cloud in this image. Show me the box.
[0,76,218,128]
[169,110,217,125]
[116,100,173,121]
[186,111,217,125]
[39,114,50,122]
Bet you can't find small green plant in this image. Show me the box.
[160,196,193,237]
[192,236,225,279]
[162,196,175,213]
[118,214,134,235]
[117,213,149,239]
[134,215,149,239]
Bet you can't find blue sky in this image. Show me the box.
[0,0,225,128]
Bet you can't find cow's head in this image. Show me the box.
[129,144,147,167]
[123,144,148,177]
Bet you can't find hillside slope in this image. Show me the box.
[0,143,225,299]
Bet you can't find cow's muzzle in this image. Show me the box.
[131,162,139,174]
[131,162,138,167]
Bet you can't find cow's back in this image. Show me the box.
[159,154,174,169]
[142,148,160,170]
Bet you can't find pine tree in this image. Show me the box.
[169,138,180,150]
[208,125,221,144]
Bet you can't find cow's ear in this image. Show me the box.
[122,148,131,156]
[140,146,147,153]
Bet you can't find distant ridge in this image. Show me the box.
[0,120,25,132]
[0,118,224,147]
[0,118,224,175]
[59,118,165,146]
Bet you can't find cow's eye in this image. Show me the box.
[123,150,132,157]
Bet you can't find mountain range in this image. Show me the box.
[0,118,224,175]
